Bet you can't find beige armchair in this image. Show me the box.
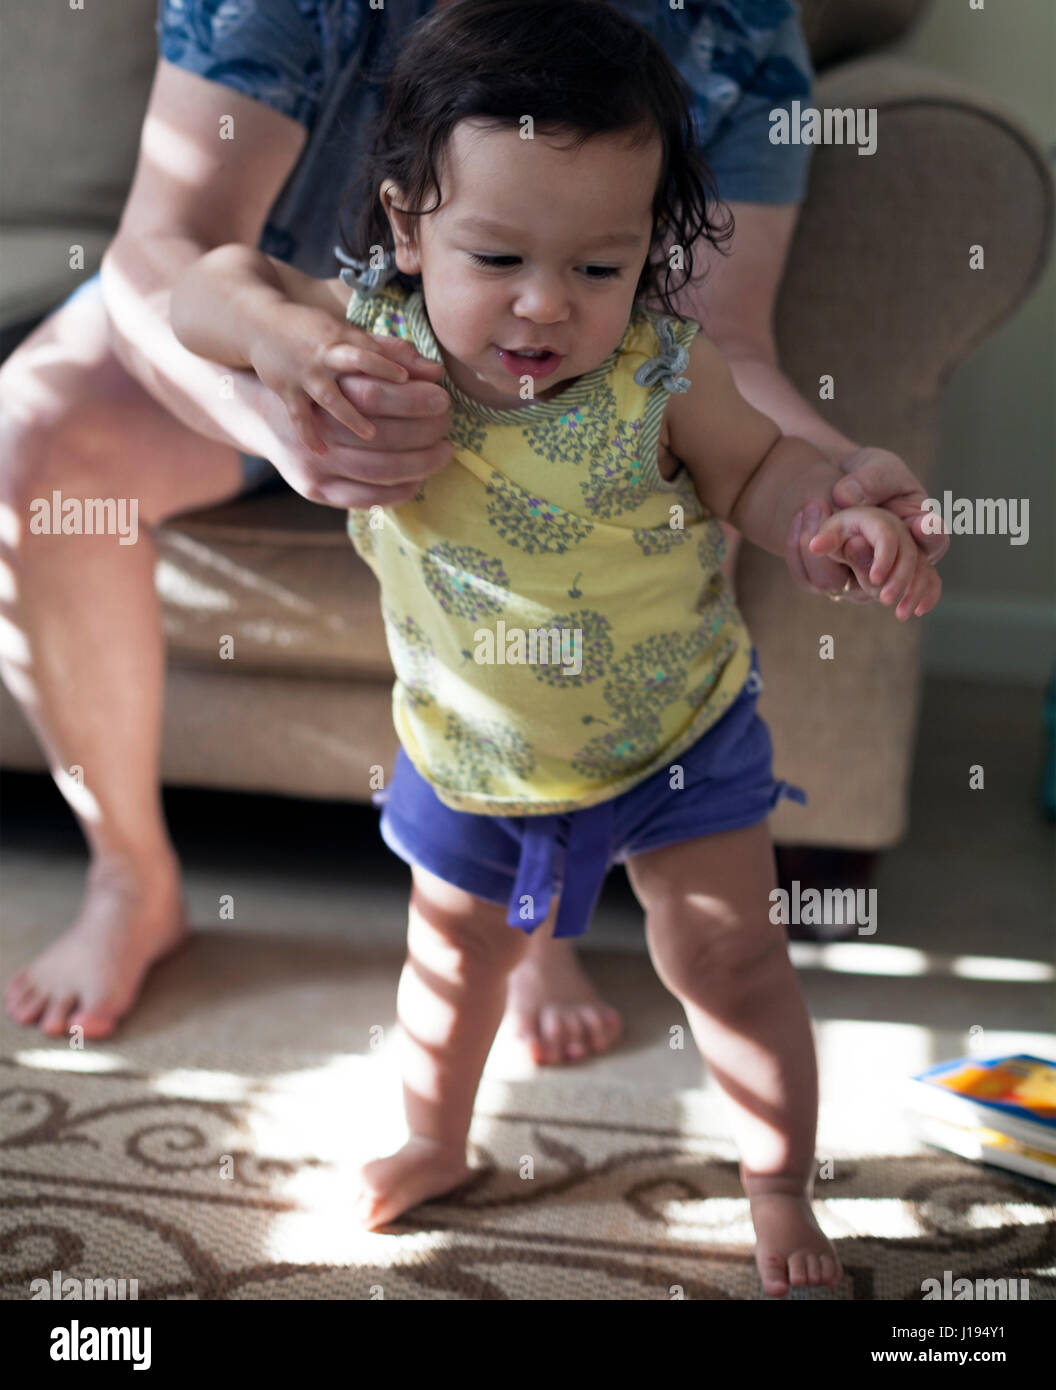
[1,0,1052,850]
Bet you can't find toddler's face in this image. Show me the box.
[379,119,661,407]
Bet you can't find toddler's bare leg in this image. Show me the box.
[626,821,842,1297]
[353,863,534,1229]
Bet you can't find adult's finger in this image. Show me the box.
[832,449,949,564]
[303,371,381,441]
[325,408,452,458]
[283,389,330,455]
[904,507,951,564]
[335,370,450,422]
[318,477,427,509]
[301,438,455,500]
[786,500,857,596]
[831,448,923,511]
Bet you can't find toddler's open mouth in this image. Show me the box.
[496,345,563,379]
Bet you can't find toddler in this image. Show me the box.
[172,0,941,1297]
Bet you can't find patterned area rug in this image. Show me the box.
[2,1053,1053,1301]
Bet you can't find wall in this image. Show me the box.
[895,0,1055,683]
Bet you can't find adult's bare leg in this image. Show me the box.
[1,279,253,1037]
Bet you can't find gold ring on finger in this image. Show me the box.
[826,576,854,602]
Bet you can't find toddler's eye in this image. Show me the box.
[467,253,619,279]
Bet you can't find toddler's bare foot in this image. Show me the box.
[352,1136,475,1230]
[504,935,622,1065]
[4,849,190,1039]
[743,1172,842,1297]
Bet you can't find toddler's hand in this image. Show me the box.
[805,504,942,621]
[248,301,414,455]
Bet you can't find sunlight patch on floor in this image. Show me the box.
[789,941,1054,982]
[13,1047,126,1073]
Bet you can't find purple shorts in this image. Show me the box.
[373,648,806,939]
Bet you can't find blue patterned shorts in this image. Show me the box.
[373,647,806,938]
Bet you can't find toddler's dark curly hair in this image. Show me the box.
[335,0,734,319]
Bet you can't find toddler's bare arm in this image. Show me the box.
[171,245,427,450]
[666,333,941,618]
[171,244,352,366]
[665,332,843,557]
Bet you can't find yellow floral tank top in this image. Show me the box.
[344,280,753,815]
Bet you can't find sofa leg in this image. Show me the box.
[774,844,878,942]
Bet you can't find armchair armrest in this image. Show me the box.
[733,55,1052,849]
[775,56,1054,455]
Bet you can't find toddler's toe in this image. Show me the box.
[760,1255,790,1298]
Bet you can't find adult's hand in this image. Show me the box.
[786,446,948,604]
[834,447,949,561]
[258,342,453,509]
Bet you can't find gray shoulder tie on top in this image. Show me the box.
[333,244,400,297]
[633,317,692,393]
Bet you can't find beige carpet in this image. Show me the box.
[3,1020,1053,1300]
[2,678,1054,1299]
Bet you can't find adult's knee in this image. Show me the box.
[0,406,130,518]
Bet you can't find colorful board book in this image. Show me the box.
[906,1055,1056,1173]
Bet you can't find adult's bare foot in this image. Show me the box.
[4,849,190,1039]
[504,935,622,1066]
